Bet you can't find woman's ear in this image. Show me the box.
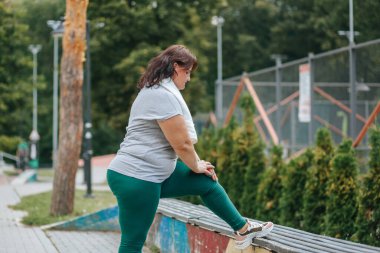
[171,62,179,77]
[173,62,179,70]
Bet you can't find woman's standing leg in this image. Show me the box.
[107,170,161,253]
[160,161,246,231]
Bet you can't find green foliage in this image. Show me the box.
[271,0,349,60]
[238,93,266,216]
[356,127,380,246]
[216,117,238,191]
[303,128,334,233]
[0,135,22,154]
[255,145,285,223]
[0,1,33,146]
[222,0,279,77]
[325,139,358,239]
[279,149,313,228]
[7,0,380,164]
[225,95,254,209]
[196,126,219,166]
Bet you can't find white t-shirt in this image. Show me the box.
[108,85,183,183]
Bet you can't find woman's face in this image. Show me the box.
[172,63,192,90]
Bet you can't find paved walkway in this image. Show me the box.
[0,167,151,253]
[0,173,58,253]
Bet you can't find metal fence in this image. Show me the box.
[220,39,380,161]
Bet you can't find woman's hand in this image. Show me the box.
[196,160,218,181]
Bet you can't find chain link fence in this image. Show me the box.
[220,39,380,166]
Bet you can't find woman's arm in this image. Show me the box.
[158,115,216,178]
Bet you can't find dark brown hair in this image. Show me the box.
[137,45,198,89]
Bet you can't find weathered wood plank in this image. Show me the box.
[157,199,380,253]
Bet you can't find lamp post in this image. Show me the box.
[348,0,357,139]
[338,0,358,139]
[47,20,63,169]
[83,20,93,198]
[211,15,224,124]
[28,44,42,169]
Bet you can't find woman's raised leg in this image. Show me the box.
[160,161,246,231]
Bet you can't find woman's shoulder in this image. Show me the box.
[140,85,176,100]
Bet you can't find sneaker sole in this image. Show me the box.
[234,223,274,250]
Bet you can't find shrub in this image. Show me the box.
[228,93,265,210]
[303,128,334,233]
[356,127,380,246]
[279,149,313,228]
[325,139,358,239]
[216,117,238,193]
[255,145,285,223]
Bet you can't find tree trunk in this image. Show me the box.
[50,0,88,216]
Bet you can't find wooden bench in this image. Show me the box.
[155,198,380,253]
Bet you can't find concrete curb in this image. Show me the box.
[42,205,119,231]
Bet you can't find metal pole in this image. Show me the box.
[291,101,296,154]
[84,21,93,197]
[308,53,314,145]
[33,52,38,131]
[349,0,354,44]
[349,0,357,138]
[216,20,223,123]
[28,45,42,132]
[275,56,282,142]
[28,45,42,169]
[365,101,369,145]
[212,16,224,124]
[53,35,59,169]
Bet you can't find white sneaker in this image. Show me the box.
[234,220,274,250]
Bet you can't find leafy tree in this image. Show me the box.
[270,0,348,60]
[15,0,65,164]
[356,127,380,246]
[303,128,334,233]
[279,149,313,228]
[255,145,285,223]
[221,0,278,78]
[325,139,358,239]
[0,0,32,153]
[86,0,224,155]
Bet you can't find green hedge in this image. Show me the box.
[355,127,380,246]
[279,148,313,228]
[325,139,358,239]
[255,145,285,223]
[302,128,334,234]
[194,96,379,246]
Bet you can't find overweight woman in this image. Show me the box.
[107,45,273,252]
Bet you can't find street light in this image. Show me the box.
[28,44,42,169]
[211,15,224,124]
[47,20,63,170]
[83,20,93,198]
[348,0,357,139]
[338,0,360,138]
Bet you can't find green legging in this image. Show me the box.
[107,161,246,253]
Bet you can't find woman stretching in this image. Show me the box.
[107,45,273,253]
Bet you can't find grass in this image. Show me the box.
[37,168,54,178]
[3,170,19,176]
[10,189,117,226]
